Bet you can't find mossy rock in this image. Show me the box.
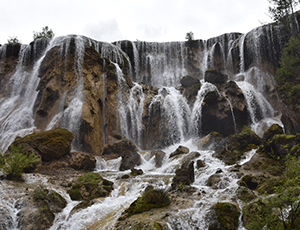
[262,124,284,141]
[68,172,114,201]
[207,202,240,230]
[236,186,256,202]
[33,187,67,213]
[10,128,74,161]
[123,188,171,218]
[259,133,300,160]
[214,126,261,165]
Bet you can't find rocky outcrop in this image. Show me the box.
[101,138,141,170]
[69,151,96,171]
[68,172,114,201]
[171,160,194,189]
[206,202,240,230]
[17,186,67,230]
[169,145,189,158]
[9,128,74,162]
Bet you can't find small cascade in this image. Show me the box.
[102,60,107,146]
[190,82,220,136]
[236,81,274,124]
[239,34,246,73]
[225,97,237,133]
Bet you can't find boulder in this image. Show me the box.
[180,75,199,87]
[236,186,256,202]
[171,160,194,189]
[10,128,74,162]
[262,124,284,141]
[69,151,96,171]
[17,186,67,230]
[131,168,143,176]
[169,146,189,158]
[204,69,228,84]
[101,138,141,170]
[206,202,240,230]
[197,159,206,168]
[150,150,166,168]
[68,173,114,201]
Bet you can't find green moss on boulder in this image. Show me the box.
[68,172,114,201]
[11,128,74,161]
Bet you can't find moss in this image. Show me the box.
[68,172,114,201]
[209,202,239,230]
[125,188,171,217]
[256,177,285,195]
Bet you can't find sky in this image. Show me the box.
[0,0,272,45]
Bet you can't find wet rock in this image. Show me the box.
[206,202,240,230]
[239,174,264,190]
[196,159,206,168]
[150,150,166,168]
[180,75,201,105]
[180,75,199,87]
[69,151,96,171]
[213,126,261,165]
[101,138,141,170]
[262,123,284,141]
[169,146,189,158]
[204,69,228,84]
[121,187,171,219]
[10,128,74,162]
[206,174,222,189]
[236,186,256,202]
[171,160,194,189]
[17,186,67,230]
[0,207,13,230]
[131,168,143,176]
[68,172,114,201]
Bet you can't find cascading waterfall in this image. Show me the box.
[0,39,58,151]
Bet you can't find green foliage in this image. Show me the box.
[33,26,55,41]
[7,36,21,45]
[185,31,194,41]
[275,35,300,110]
[268,0,299,35]
[0,145,39,181]
[243,155,300,229]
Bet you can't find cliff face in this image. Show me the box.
[0,15,298,154]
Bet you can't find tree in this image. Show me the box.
[268,0,300,35]
[33,26,55,41]
[185,31,194,42]
[7,36,21,45]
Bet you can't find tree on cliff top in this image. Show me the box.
[268,0,300,35]
[33,26,55,41]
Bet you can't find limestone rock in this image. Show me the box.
[69,151,96,171]
[206,202,240,230]
[150,150,166,168]
[171,160,194,189]
[10,128,74,162]
[204,69,228,84]
[169,145,189,158]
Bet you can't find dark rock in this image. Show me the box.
[239,174,263,190]
[204,70,228,84]
[206,174,222,189]
[180,75,199,87]
[169,146,189,158]
[262,124,284,141]
[131,168,143,176]
[150,150,166,168]
[206,202,240,230]
[69,151,96,171]
[213,126,261,165]
[196,159,206,168]
[101,138,141,170]
[171,160,194,189]
[9,128,74,162]
[236,186,256,202]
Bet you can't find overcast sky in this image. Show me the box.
[0,0,272,45]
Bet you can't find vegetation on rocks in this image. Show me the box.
[68,172,114,201]
[122,187,171,219]
[0,145,39,181]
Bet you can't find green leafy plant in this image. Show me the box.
[0,145,39,181]
[185,31,194,42]
[33,26,55,41]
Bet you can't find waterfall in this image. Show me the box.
[0,39,58,151]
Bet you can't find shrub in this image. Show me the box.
[0,145,39,181]
[33,26,55,41]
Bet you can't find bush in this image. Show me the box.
[7,36,21,45]
[33,26,55,41]
[0,145,39,181]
